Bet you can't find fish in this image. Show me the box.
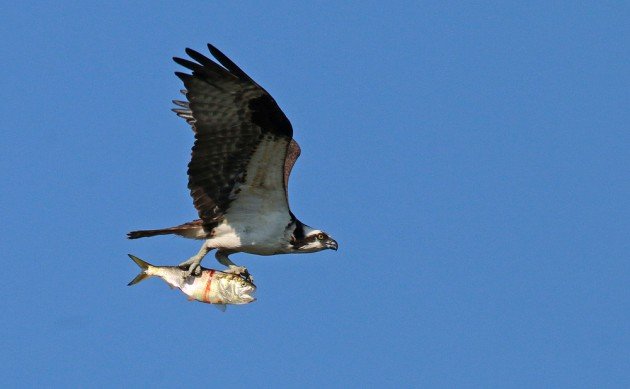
[127,254,256,310]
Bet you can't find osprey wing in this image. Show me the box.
[284,139,301,198]
[173,44,294,231]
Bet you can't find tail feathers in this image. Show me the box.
[127,228,176,239]
[127,254,153,286]
[127,220,205,240]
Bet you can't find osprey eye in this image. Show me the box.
[317,234,324,240]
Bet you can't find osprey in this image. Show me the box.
[128,44,338,279]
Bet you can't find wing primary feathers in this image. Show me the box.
[173,57,209,75]
[185,48,224,70]
[172,100,189,108]
[206,44,255,84]
[174,71,193,82]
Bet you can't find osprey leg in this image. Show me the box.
[216,250,253,283]
[178,244,213,277]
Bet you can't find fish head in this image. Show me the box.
[219,274,257,304]
[237,278,256,304]
[234,277,257,303]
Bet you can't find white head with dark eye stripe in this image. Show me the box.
[291,224,338,252]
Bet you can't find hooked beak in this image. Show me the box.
[326,238,338,251]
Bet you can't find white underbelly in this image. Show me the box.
[207,212,291,255]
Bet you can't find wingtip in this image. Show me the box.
[184,47,198,57]
[174,71,191,81]
[173,56,192,68]
[206,43,226,60]
[204,43,254,84]
[207,43,218,52]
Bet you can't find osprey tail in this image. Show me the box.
[127,220,206,240]
[127,228,177,239]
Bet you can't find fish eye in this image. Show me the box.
[317,233,324,240]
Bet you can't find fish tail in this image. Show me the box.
[127,254,154,286]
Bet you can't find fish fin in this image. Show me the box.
[213,304,227,312]
[127,254,153,286]
[128,254,152,269]
[127,273,150,286]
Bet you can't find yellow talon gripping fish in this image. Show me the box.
[127,254,256,310]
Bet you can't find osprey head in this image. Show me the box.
[291,223,338,253]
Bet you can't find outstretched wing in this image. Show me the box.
[173,44,295,231]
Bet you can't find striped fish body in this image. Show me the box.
[179,269,255,305]
[127,255,256,307]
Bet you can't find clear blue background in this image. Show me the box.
[1,2,628,387]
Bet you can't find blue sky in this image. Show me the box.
[1,2,628,387]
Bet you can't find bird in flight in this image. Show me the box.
[128,44,338,280]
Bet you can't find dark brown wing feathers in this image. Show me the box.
[205,44,256,84]
[173,45,297,231]
[128,219,203,239]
